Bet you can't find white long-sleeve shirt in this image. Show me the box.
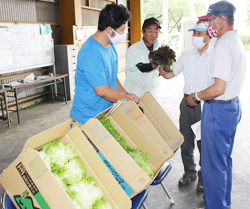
[173,46,213,94]
[124,37,160,97]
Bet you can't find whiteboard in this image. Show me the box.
[0,23,54,74]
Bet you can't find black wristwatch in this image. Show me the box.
[192,92,199,103]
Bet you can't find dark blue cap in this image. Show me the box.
[198,0,236,21]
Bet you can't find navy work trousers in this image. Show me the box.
[201,99,241,209]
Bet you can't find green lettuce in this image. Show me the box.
[69,178,103,209]
[41,140,78,172]
[39,141,112,209]
[99,117,154,179]
[92,197,112,209]
[57,157,86,185]
[38,150,51,171]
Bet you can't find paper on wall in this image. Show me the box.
[40,25,52,35]
[76,29,85,41]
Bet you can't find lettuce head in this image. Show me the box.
[69,178,103,209]
[58,157,86,185]
[92,197,112,209]
[41,140,78,171]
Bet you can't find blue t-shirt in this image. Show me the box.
[70,37,118,124]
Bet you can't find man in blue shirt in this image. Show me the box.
[70,4,139,126]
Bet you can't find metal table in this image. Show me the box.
[0,87,11,127]
[7,74,68,124]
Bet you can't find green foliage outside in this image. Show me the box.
[245,44,250,51]
[239,29,250,51]
[143,0,208,33]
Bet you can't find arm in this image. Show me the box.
[117,78,140,103]
[186,78,227,107]
[158,66,175,79]
[136,62,156,73]
[126,43,157,73]
[93,79,140,104]
[93,84,133,103]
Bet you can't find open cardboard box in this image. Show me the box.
[0,120,131,209]
[138,92,184,152]
[81,104,166,198]
[81,93,183,198]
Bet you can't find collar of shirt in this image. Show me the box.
[193,45,212,60]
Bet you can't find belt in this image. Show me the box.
[205,96,238,104]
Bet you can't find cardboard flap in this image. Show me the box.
[139,92,184,151]
[81,118,151,194]
[108,117,137,149]
[22,119,71,151]
[106,99,130,117]
[110,108,165,171]
[68,127,132,209]
[119,100,134,114]
[126,101,174,160]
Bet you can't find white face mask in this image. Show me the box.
[107,28,126,45]
[192,36,206,50]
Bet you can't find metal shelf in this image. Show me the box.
[38,0,58,4]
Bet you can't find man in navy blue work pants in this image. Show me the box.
[186,1,246,208]
[201,100,241,208]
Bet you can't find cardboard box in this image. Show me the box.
[118,100,175,160]
[0,120,131,209]
[138,92,184,152]
[81,105,166,198]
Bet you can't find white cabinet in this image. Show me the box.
[54,45,78,100]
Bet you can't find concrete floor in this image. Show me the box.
[0,52,250,208]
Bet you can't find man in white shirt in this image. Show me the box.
[159,22,212,192]
[124,17,161,97]
[187,1,246,209]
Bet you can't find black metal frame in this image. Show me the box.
[7,74,68,124]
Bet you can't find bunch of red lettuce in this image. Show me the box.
[149,45,176,72]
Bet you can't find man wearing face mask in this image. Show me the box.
[159,22,212,192]
[124,17,161,97]
[70,4,140,127]
[186,1,246,209]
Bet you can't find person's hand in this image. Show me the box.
[158,66,169,78]
[186,93,197,107]
[128,93,140,104]
[149,58,158,69]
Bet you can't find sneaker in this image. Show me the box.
[178,173,197,186]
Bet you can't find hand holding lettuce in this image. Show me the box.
[39,140,111,209]
[149,45,176,72]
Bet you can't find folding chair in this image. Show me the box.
[143,161,174,208]
[1,193,16,209]
[131,190,149,209]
